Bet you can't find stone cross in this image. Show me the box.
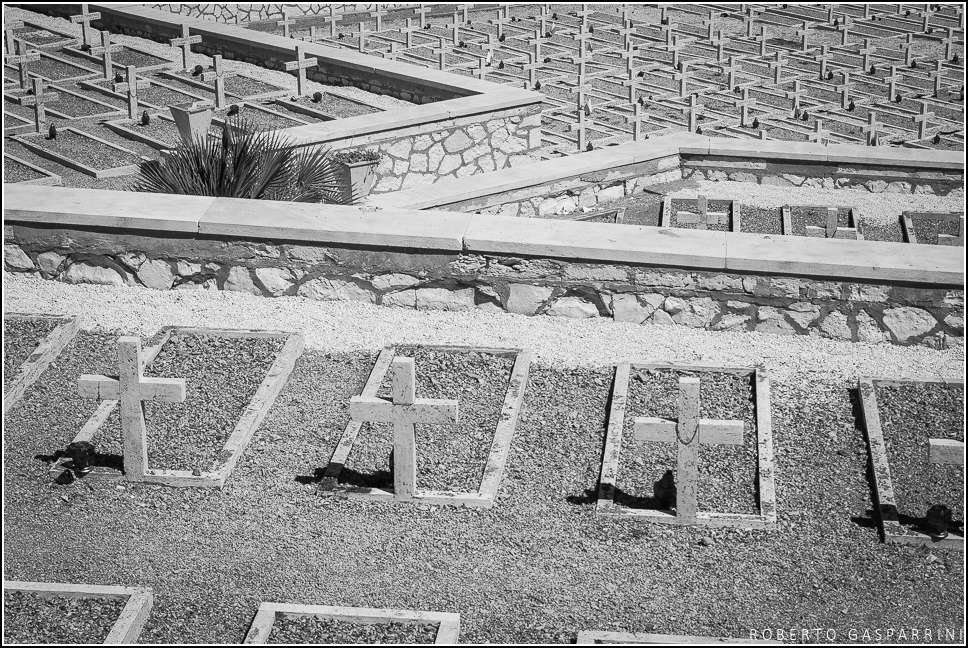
[70,3,102,46]
[634,376,744,524]
[736,87,756,127]
[112,64,150,118]
[865,111,879,146]
[77,337,186,481]
[836,71,851,109]
[283,44,317,97]
[725,55,741,90]
[795,22,809,50]
[817,44,831,80]
[357,21,367,53]
[885,65,901,101]
[19,76,59,133]
[931,60,945,98]
[4,40,40,90]
[928,438,965,466]
[913,101,935,140]
[768,51,783,84]
[859,38,876,71]
[808,118,826,144]
[169,24,202,71]
[200,54,231,107]
[4,20,24,55]
[710,29,726,62]
[277,10,296,38]
[90,30,122,81]
[348,357,459,500]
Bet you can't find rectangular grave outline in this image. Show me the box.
[49,326,305,489]
[3,580,153,644]
[156,69,290,103]
[77,76,210,112]
[41,83,126,121]
[63,41,178,74]
[857,376,965,551]
[595,362,777,530]
[318,344,532,508]
[10,21,80,51]
[3,313,79,415]
[242,602,460,644]
[13,126,146,179]
[3,109,35,136]
[3,153,63,185]
[5,49,101,83]
[104,113,180,150]
[576,629,782,644]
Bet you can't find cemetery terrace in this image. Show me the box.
[2,2,966,646]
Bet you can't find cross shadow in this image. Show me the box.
[294,466,392,489]
[567,470,677,510]
[34,450,124,485]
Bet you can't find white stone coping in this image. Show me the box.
[86,3,544,145]
[374,135,965,210]
[3,185,963,287]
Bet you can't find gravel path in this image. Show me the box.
[3,317,59,389]
[3,591,125,644]
[5,274,962,387]
[268,616,438,643]
[3,157,47,183]
[670,180,964,225]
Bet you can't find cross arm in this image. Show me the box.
[633,417,677,442]
[349,396,459,425]
[696,419,744,445]
[928,438,965,466]
[284,57,318,71]
[77,374,186,402]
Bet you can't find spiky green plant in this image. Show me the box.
[132,116,340,203]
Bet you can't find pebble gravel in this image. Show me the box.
[3,591,125,644]
[3,317,59,389]
[267,616,437,644]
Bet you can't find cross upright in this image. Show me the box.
[77,336,186,481]
[277,10,296,38]
[357,21,367,53]
[724,55,742,90]
[885,65,901,101]
[913,100,935,140]
[795,22,809,51]
[768,51,783,84]
[113,65,150,118]
[18,75,60,133]
[865,111,879,146]
[200,54,232,107]
[70,3,102,46]
[710,29,726,62]
[808,118,826,144]
[836,70,851,109]
[931,59,945,98]
[284,44,318,96]
[4,19,24,54]
[859,38,876,71]
[672,61,690,98]
[787,78,804,114]
[737,87,755,127]
[169,24,202,72]
[634,376,745,524]
[349,357,459,501]
[4,40,40,90]
[817,44,831,80]
[90,30,122,81]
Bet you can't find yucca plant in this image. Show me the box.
[132,116,341,203]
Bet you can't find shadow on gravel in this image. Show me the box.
[294,466,392,489]
[34,450,124,485]
[566,485,670,510]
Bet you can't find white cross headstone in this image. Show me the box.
[284,44,318,96]
[70,3,102,47]
[349,357,459,500]
[633,376,744,524]
[200,54,233,107]
[78,337,186,481]
[4,40,40,90]
[19,76,59,133]
[90,30,122,81]
[113,65,150,118]
[169,24,202,72]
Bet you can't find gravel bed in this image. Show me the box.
[618,369,757,515]
[22,55,94,81]
[857,215,904,242]
[3,317,59,389]
[224,74,287,98]
[789,206,851,237]
[4,156,47,182]
[213,104,306,130]
[93,332,285,473]
[911,212,963,245]
[738,205,783,235]
[670,198,732,231]
[29,128,141,170]
[267,616,437,644]
[343,346,512,493]
[111,47,172,69]
[287,93,381,118]
[2,591,125,644]
[876,382,964,536]
[46,90,121,118]
[11,26,71,47]
[124,117,181,147]
[148,74,217,99]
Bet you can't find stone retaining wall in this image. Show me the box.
[149,4,388,24]
[4,224,962,348]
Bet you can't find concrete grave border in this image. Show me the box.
[575,630,781,644]
[318,345,532,508]
[857,376,965,551]
[44,83,125,121]
[13,127,146,179]
[3,153,63,185]
[595,363,777,530]
[49,326,304,488]
[242,602,460,644]
[2,313,79,415]
[2,580,154,644]
[103,113,179,150]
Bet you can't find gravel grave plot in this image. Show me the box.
[3,317,60,389]
[267,616,438,644]
[215,104,306,130]
[2,135,142,192]
[148,74,217,100]
[342,346,512,493]
[617,369,758,515]
[24,128,141,170]
[21,55,95,81]
[789,206,851,236]
[2,591,125,644]
[3,320,965,644]
[287,93,382,118]
[111,47,173,69]
[738,205,783,235]
[122,117,181,147]
[91,332,285,474]
[11,26,73,47]
[669,199,732,231]
[857,215,904,243]
[911,213,963,245]
[4,156,47,182]
[46,90,122,118]
[876,382,965,537]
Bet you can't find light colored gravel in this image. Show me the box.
[4,272,963,385]
[7,7,413,110]
[669,180,965,224]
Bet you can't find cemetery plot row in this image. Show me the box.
[3,313,78,415]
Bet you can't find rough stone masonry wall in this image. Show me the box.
[4,224,963,348]
[682,155,965,195]
[352,108,542,193]
[150,4,389,24]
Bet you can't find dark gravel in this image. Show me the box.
[3,590,125,644]
[739,205,783,235]
[29,128,141,170]
[268,616,437,644]
[21,55,95,81]
[288,93,381,118]
[46,90,121,118]
[618,368,757,515]
[3,317,60,389]
[94,332,286,473]
[223,74,286,98]
[126,117,181,147]
[342,347,513,493]
[858,216,904,243]
[4,156,47,182]
[911,213,963,245]
[215,104,305,130]
[3,341,964,643]
[876,383,964,536]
